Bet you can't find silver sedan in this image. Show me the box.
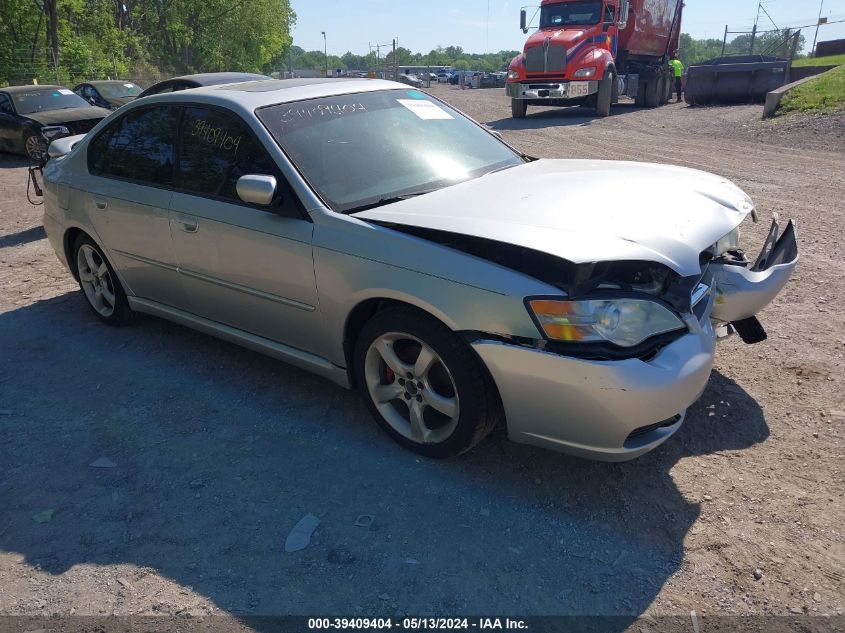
[41,79,798,460]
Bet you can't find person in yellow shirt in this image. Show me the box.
[669,53,684,103]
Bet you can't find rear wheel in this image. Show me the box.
[511,98,527,119]
[658,74,669,105]
[73,234,133,326]
[644,77,660,107]
[354,308,501,458]
[596,69,614,117]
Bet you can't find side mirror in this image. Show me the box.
[236,174,277,206]
[520,9,528,33]
[619,0,630,28]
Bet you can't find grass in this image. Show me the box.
[778,64,845,114]
[792,54,845,67]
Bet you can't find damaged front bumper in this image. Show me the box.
[473,217,798,461]
[473,324,715,461]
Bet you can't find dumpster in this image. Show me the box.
[684,55,789,105]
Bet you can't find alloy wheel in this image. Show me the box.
[364,332,460,445]
[76,244,116,318]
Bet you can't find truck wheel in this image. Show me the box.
[658,75,668,105]
[644,77,660,108]
[511,98,527,119]
[596,70,613,117]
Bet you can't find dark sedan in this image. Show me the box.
[0,86,110,160]
[73,80,142,109]
[137,72,271,98]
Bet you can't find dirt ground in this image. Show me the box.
[0,86,843,630]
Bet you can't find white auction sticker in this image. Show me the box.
[57,89,74,95]
[396,99,454,120]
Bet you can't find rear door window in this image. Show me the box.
[88,105,179,186]
[88,106,179,186]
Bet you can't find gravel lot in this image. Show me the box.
[0,86,843,630]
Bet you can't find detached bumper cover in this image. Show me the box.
[506,80,598,100]
[711,219,799,323]
[472,326,716,461]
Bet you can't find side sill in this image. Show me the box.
[128,297,351,389]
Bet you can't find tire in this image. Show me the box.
[22,129,44,161]
[644,77,660,108]
[72,233,133,326]
[596,70,613,117]
[658,75,669,105]
[354,307,502,458]
[511,98,527,119]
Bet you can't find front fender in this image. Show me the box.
[572,48,615,79]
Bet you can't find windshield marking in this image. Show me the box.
[279,102,367,124]
[396,99,454,120]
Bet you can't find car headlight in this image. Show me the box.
[507,69,520,80]
[573,67,597,78]
[527,298,685,347]
[714,226,741,255]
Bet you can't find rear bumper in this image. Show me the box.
[472,325,716,462]
[506,80,598,100]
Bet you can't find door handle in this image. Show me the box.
[176,215,199,233]
[93,198,108,210]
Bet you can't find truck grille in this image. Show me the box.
[524,43,566,73]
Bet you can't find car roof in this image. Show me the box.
[84,80,140,86]
[167,72,271,85]
[138,78,410,110]
[1,85,65,94]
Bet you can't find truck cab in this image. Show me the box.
[507,0,682,118]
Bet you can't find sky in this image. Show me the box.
[291,0,845,56]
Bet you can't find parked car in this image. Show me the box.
[73,80,142,109]
[448,73,461,85]
[0,85,110,160]
[397,73,424,88]
[436,72,451,83]
[41,78,797,461]
[137,72,271,98]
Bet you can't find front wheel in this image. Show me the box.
[354,308,502,458]
[511,98,527,119]
[22,129,44,161]
[596,70,613,117]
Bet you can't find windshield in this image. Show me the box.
[97,82,141,99]
[257,89,523,213]
[12,88,91,114]
[540,1,603,28]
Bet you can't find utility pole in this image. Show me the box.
[812,1,825,57]
[392,39,397,81]
[721,24,729,56]
[749,24,757,55]
[321,31,328,77]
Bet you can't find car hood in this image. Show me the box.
[105,96,135,107]
[524,28,586,51]
[23,106,110,125]
[353,160,754,277]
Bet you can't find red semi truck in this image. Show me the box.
[506,0,684,118]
